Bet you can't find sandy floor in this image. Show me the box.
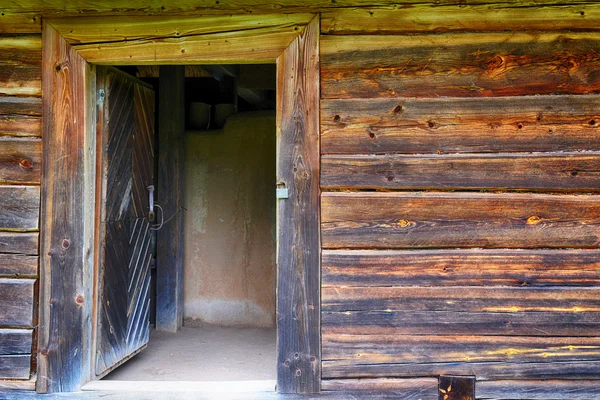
[103,325,276,381]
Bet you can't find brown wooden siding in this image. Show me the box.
[0,34,41,384]
[319,11,600,393]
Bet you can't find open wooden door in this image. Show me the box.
[94,66,155,377]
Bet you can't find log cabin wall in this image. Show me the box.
[0,33,41,389]
[319,5,600,396]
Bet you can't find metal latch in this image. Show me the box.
[147,185,155,221]
[276,182,288,199]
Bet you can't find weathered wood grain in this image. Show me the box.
[0,278,34,327]
[322,359,600,381]
[0,66,42,97]
[65,14,314,65]
[321,33,600,99]
[38,22,93,393]
[0,329,33,355]
[0,186,39,231]
[322,309,600,336]
[0,232,38,255]
[276,16,320,394]
[0,13,41,33]
[0,377,36,391]
[0,254,38,277]
[321,96,600,155]
[0,138,41,185]
[323,287,600,314]
[0,97,42,116]
[321,153,600,192]
[322,335,600,366]
[321,378,437,398]
[0,115,41,138]
[0,355,31,379]
[50,14,313,44]
[321,192,600,249]
[156,66,184,333]
[322,249,600,287]
[321,4,600,34]
[477,380,600,400]
[0,36,42,66]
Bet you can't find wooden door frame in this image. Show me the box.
[38,14,321,394]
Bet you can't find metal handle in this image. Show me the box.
[147,185,155,221]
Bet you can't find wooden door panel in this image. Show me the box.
[95,67,155,377]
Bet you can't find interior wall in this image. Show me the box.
[183,111,276,327]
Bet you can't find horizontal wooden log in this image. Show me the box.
[477,380,600,400]
[0,329,33,355]
[0,378,36,391]
[0,14,41,34]
[0,66,41,97]
[0,36,42,67]
[321,378,437,397]
[321,4,600,34]
[322,359,600,381]
[321,32,600,99]
[0,278,34,327]
[0,254,38,277]
[0,355,30,379]
[0,97,42,116]
[0,115,42,138]
[322,309,600,336]
[321,96,600,155]
[50,14,314,44]
[321,153,600,191]
[322,249,600,287]
[0,139,41,185]
[323,287,600,314]
[0,186,39,231]
[62,14,315,65]
[321,192,600,249]
[0,232,38,255]
[322,335,600,366]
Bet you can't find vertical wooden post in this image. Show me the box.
[156,66,185,332]
[38,22,96,393]
[276,16,321,394]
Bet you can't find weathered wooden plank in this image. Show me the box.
[477,380,600,400]
[156,66,184,333]
[321,33,600,99]
[322,309,600,336]
[38,22,94,393]
[0,232,38,255]
[321,378,437,398]
[50,14,314,44]
[322,335,600,366]
[0,115,41,138]
[321,4,600,34]
[0,138,41,185]
[0,329,33,355]
[320,96,600,155]
[321,192,600,249]
[0,14,41,34]
[322,287,600,314]
[65,14,314,65]
[0,186,39,231]
[322,359,600,381]
[7,0,600,16]
[0,35,42,66]
[322,249,600,287]
[0,278,34,327]
[321,153,600,192]
[0,377,36,391]
[0,355,31,379]
[0,97,42,116]
[276,16,320,394]
[0,254,38,277]
[0,66,42,97]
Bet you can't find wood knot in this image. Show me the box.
[485,54,506,75]
[19,159,33,169]
[75,295,84,305]
[333,114,341,122]
[427,121,436,128]
[295,369,302,376]
[526,216,543,225]
[397,219,414,228]
[62,239,71,249]
[393,105,403,114]
[40,349,49,356]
